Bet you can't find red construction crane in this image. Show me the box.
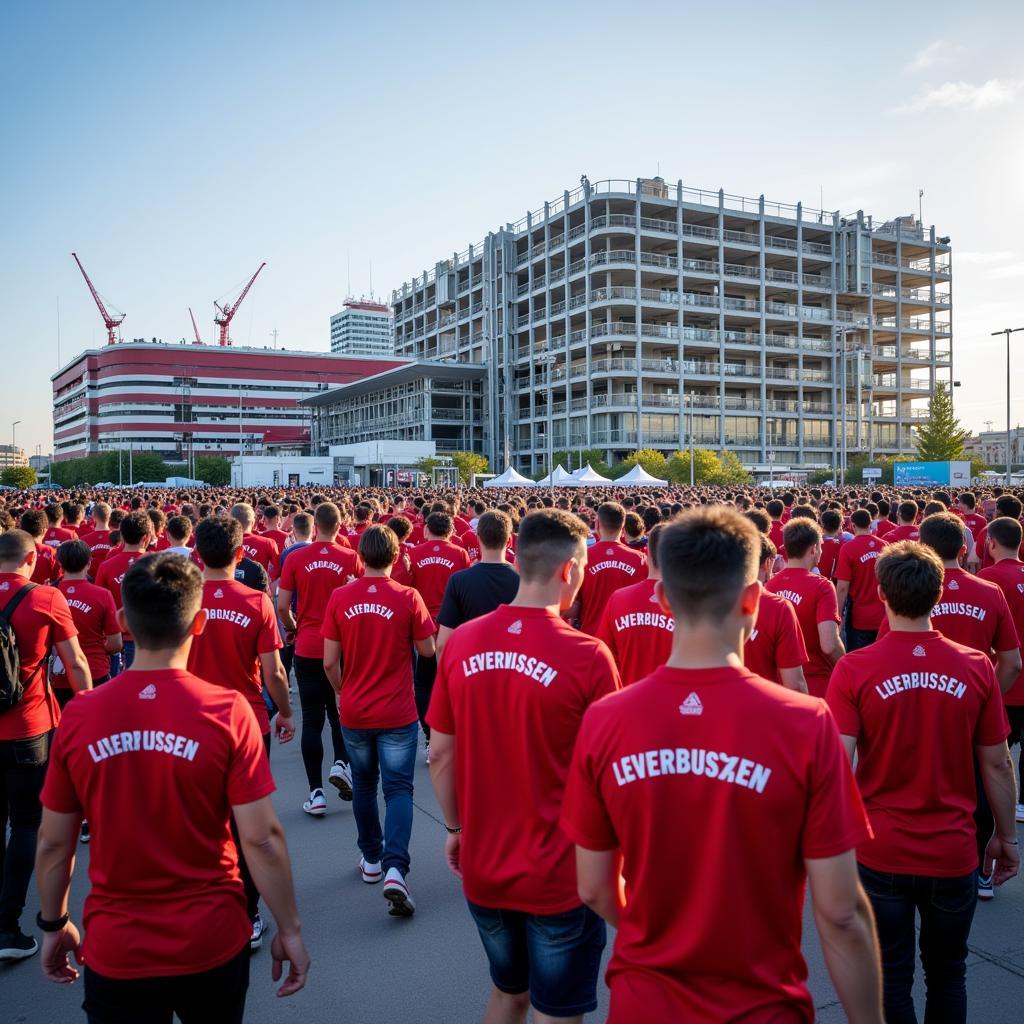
[188,307,203,345]
[71,252,125,345]
[213,262,266,346]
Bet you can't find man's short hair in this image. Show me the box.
[996,495,1023,520]
[263,505,280,521]
[19,509,46,540]
[166,515,192,544]
[647,522,666,569]
[0,529,35,565]
[759,536,777,564]
[850,509,871,531]
[820,508,842,534]
[623,511,644,541]
[959,492,976,510]
[425,511,453,539]
[119,510,152,546]
[875,542,944,619]
[766,499,784,519]
[783,518,821,560]
[121,553,203,651]
[897,501,918,524]
[230,503,256,531]
[194,515,243,569]
[476,510,511,551]
[44,504,62,525]
[313,502,341,534]
[597,502,626,534]
[147,508,166,533]
[919,512,965,561]
[291,511,313,539]
[56,539,91,574]
[515,510,589,583]
[659,508,761,622]
[744,509,771,535]
[92,501,111,521]
[359,525,399,570]
[386,515,412,542]
[987,516,1022,552]
[789,505,817,521]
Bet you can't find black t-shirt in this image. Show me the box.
[235,556,269,593]
[436,562,519,629]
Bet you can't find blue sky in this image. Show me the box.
[2,0,1023,456]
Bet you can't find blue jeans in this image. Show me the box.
[341,722,418,875]
[120,641,136,671]
[858,864,977,1024]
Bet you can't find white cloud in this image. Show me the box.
[907,40,960,72]
[956,251,1017,265]
[894,79,1024,113]
[990,261,1024,280]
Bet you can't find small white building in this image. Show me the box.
[231,456,336,488]
[328,440,439,486]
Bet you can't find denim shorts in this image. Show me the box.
[466,901,606,1018]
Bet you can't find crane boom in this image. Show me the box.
[72,252,125,345]
[214,262,266,346]
[189,307,203,345]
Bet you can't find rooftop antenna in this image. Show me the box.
[369,259,373,300]
[271,328,279,350]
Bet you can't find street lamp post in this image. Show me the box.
[992,328,1024,486]
[687,393,695,486]
[11,420,21,456]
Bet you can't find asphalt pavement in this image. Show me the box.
[6,722,1024,1023]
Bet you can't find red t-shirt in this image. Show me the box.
[0,574,76,740]
[55,580,119,684]
[877,567,1019,655]
[31,543,61,584]
[241,532,280,579]
[960,511,987,543]
[43,526,75,548]
[827,631,1009,876]
[816,536,843,580]
[562,665,869,1023]
[79,528,115,579]
[886,524,920,543]
[188,579,282,733]
[768,521,785,552]
[743,590,808,685]
[874,519,895,539]
[835,533,890,630]
[321,576,434,729]
[260,528,289,553]
[976,520,1024,569]
[765,568,841,696]
[979,559,1024,704]
[577,541,647,636]
[40,669,275,978]
[427,604,620,913]
[278,540,363,658]
[95,550,145,640]
[597,578,673,686]
[409,539,471,618]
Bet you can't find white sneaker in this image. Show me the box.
[1016,803,1024,823]
[303,788,327,816]
[383,867,416,917]
[329,760,353,801]
[249,913,267,951]
[359,857,383,884]
[424,743,431,766]
[977,872,995,901]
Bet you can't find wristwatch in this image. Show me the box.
[36,911,70,933]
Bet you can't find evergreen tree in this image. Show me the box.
[915,381,970,462]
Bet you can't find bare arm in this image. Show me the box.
[575,846,624,928]
[835,581,850,616]
[103,632,123,655]
[322,638,342,695]
[428,729,462,878]
[977,741,1021,885]
[35,808,83,983]
[818,621,845,667]
[233,796,310,997]
[276,588,296,633]
[806,851,883,1024]
[435,625,454,659]
[994,649,1023,694]
[54,637,91,693]
[415,635,436,658]
[779,665,808,694]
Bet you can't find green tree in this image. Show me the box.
[192,456,231,486]
[450,451,489,484]
[915,381,970,462]
[667,448,723,484]
[714,450,753,485]
[618,448,669,479]
[1,465,36,489]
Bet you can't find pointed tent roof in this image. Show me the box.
[535,464,575,486]
[566,463,615,486]
[483,465,535,488]
[616,463,669,486]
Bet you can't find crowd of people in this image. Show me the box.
[1,479,1023,1022]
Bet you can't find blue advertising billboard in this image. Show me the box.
[893,461,971,487]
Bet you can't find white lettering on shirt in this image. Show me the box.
[613,611,674,633]
[589,561,637,577]
[66,599,94,614]
[610,746,772,794]
[87,730,201,763]
[859,552,881,564]
[932,602,987,621]
[416,557,455,570]
[774,589,803,606]
[874,672,968,701]
[461,650,558,687]
[204,607,253,629]
[304,560,346,574]
[344,603,395,621]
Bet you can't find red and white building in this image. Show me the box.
[52,341,408,462]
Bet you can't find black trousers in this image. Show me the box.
[859,864,976,1024]
[846,625,878,652]
[83,945,250,1024]
[414,653,437,741]
[0,730,51,931]
[230,732,272,921]
[293,654,347,790]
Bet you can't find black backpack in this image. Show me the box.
[0,583,39,714]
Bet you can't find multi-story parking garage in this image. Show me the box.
[389,176,951,474]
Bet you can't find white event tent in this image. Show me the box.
[616,464,669,486]
[566,464,615,487]
[535,464,575,486]
[483,466,535,488]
